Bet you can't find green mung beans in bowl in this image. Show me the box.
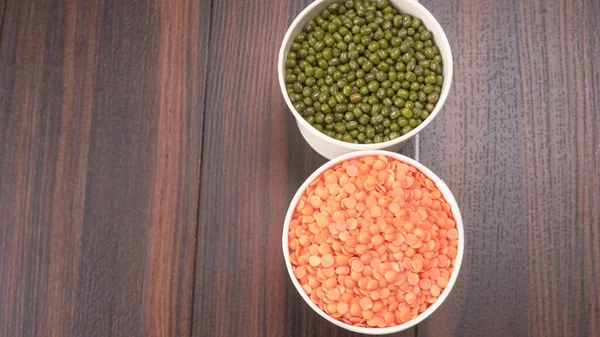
[278,0,452,159]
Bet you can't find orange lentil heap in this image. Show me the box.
[288,155,458,328]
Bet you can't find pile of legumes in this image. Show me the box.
[284,0,443,144]
[287,155,458,328]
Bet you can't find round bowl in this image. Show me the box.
[278,0,453,159]
[282,150,464,334]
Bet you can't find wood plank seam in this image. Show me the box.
[189,0,215,337]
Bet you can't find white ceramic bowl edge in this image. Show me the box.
[282,150,464,334]
[278,0,453,159]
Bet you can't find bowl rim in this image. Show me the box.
[277,0,454,151]
[281,150,464,334]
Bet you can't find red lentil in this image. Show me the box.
[288,156,458,328]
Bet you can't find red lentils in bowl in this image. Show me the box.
[283,151,463,334]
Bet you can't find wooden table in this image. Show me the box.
[1,0,599,336]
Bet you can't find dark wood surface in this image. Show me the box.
[0,0,210,336]
[417,0,600,336]
[0,0,6,38]
[0,0,598,337]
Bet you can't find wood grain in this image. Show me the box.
[193,1,415,337]
[0,0,210,336]
[517,0,600,335]
[0,0,6,41]
[416,0,600,336]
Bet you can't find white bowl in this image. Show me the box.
[282,150,464,334]
[278,0,453,159]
